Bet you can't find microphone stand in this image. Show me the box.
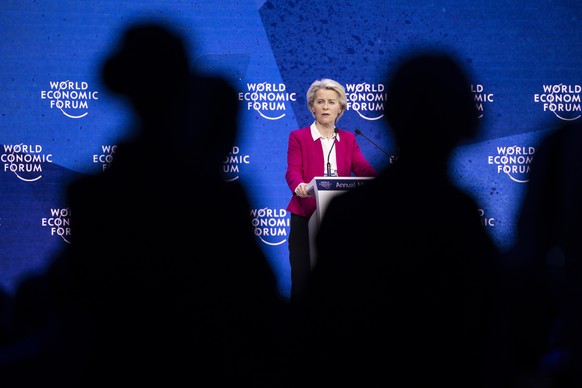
[326,128,339,176]
[355,128,390,157]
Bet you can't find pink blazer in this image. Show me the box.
[285,125,378,218]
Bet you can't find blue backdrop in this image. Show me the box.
[1,0,581,299]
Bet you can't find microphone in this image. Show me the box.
[326,127,339,177]
[355,128,390,157]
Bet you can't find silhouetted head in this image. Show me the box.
[384,51,479,159]
[101,22,191,115]
[188,74,240,174]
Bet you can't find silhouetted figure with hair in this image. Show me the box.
[500,120,582,388]
[301,50,501,387]
[1,21,288,387]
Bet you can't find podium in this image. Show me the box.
[306,176,374,268]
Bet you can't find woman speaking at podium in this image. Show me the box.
[284,78,377,304]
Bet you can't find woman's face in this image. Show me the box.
[312,89,342,126]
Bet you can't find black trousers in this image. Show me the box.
[288,213,311,304]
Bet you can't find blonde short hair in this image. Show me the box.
[306,78,347,122]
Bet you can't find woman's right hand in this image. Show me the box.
[295,183,310,197]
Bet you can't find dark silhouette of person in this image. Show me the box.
[299,50,502,387]
[0,285,14,347]
[0,21,288,387]
[499,120,582,388]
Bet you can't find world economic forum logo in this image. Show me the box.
[472,84,494,119]
[41,207,72,244]
[92,145,117,173]
[345,82,386,121]
[40,80,99,119]
[1,144,53,182]
[487,144,534,183]
[534,83,581,121]
[222,146,251,182]
[239,82,296,120]
[251,207,288,246]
